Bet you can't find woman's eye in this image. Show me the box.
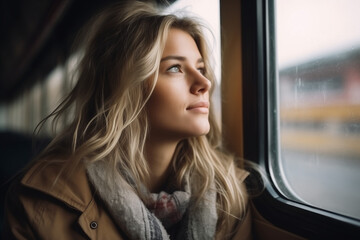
[167,65,181,73]
[197,67,205,75]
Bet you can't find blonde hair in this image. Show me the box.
[36,1,247,233]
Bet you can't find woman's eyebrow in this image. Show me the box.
[161,55,186,62]
[161,55,204,63]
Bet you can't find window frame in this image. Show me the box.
[240,0,360,238]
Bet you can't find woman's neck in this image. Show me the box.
[145,139,178,193]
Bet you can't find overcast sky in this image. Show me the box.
[276,0,360,68]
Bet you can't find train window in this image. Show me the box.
[271,0,360,219]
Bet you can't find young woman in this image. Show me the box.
[4,1,252,239]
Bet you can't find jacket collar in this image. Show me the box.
[21,160,93,212]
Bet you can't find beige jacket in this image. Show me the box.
[3,160,252,240]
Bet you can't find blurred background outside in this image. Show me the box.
[275,0,360,219]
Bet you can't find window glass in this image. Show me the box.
[273,0,360,219]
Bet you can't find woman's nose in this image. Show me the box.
[189,70,211,95]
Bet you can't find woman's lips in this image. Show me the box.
[186,101,209,113]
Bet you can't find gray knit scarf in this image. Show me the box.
[86,161,218,240]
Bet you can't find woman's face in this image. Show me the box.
[146,28,211,142]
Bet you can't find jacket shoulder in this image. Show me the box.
[4,159,125,239]
[3,173,38,239]
[3,168,90,240]
[21,159,92,211]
